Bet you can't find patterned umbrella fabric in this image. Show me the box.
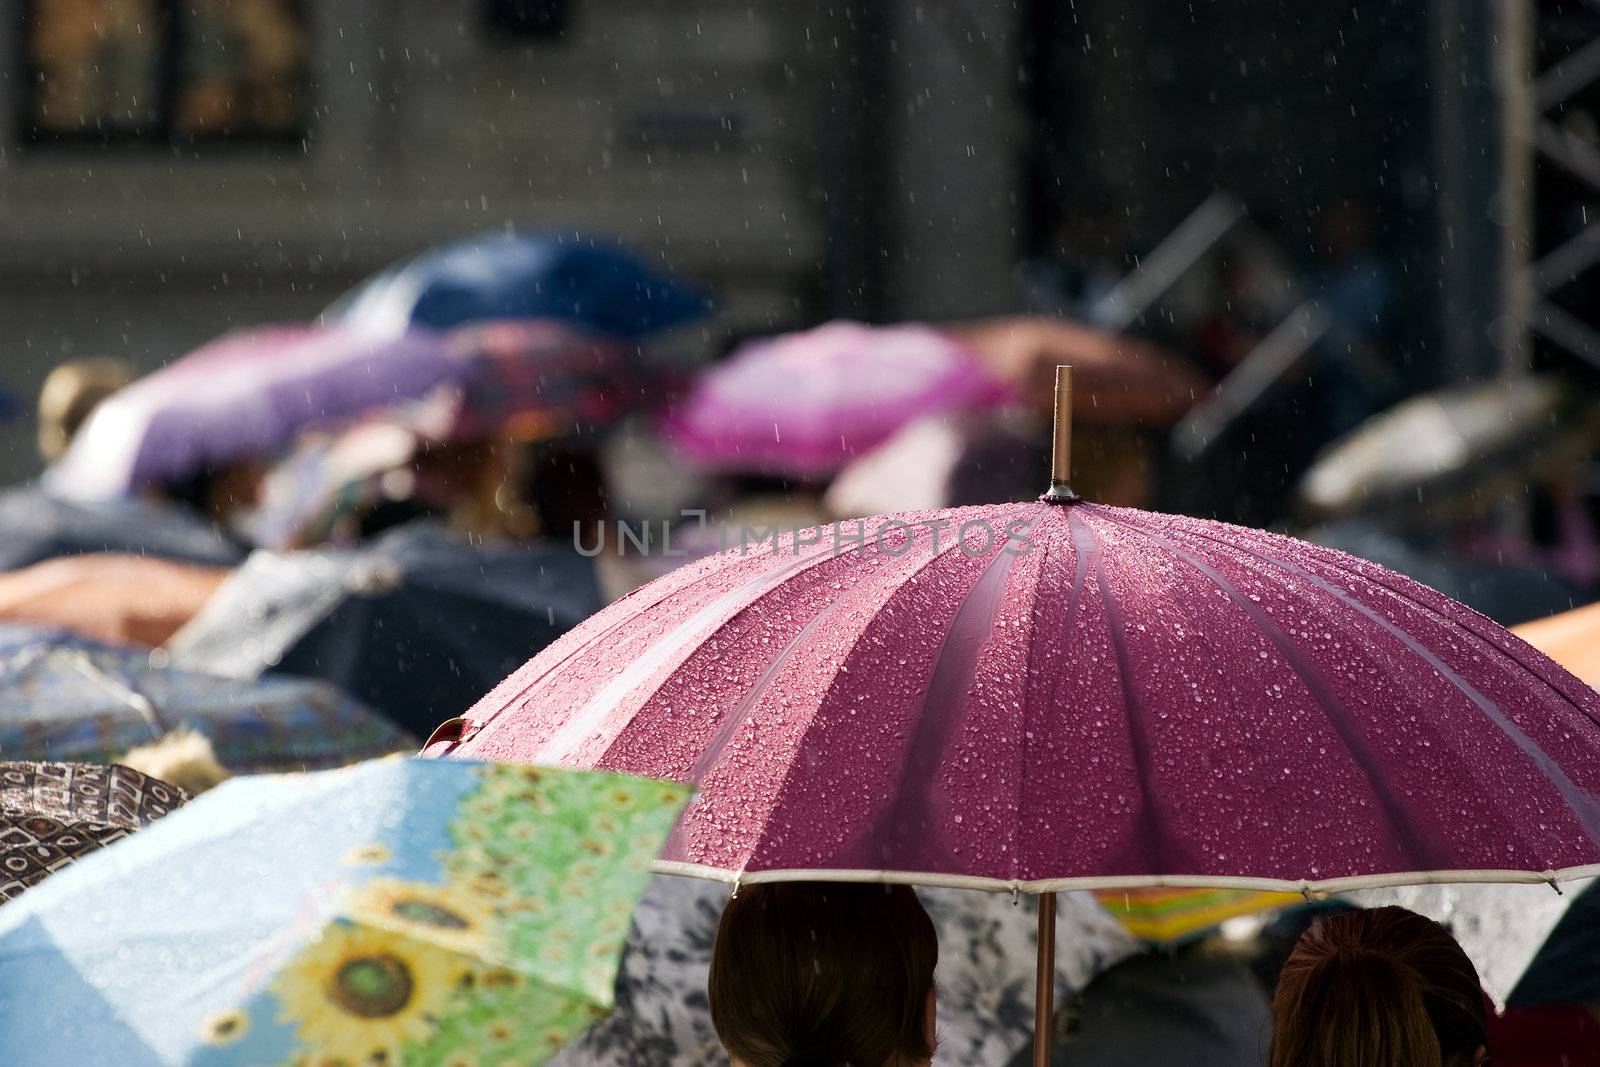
[0,629,413,773]
[435,499,1600,893]
[167,523,602,737]
[0,485,243,573]
[659,320,1012,478]
[47,325,459,501]
[0,760,186,901]
[326,231,713,340]
[0,758,690,1067]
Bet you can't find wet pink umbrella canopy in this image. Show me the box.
[658,320,1011,478]
[435,500,1600,893]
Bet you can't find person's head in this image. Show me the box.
[520,439,609,539]
[709,882,939,1067]
[37,357,134,462]
[1269,905,1489,1067]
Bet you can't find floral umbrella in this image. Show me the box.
[0,758,689,1066]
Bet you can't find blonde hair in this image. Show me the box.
[38,358,135,462]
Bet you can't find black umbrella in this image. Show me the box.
[166,523,601,736]
[0,484,242,572]
[1508,880,1600,1008]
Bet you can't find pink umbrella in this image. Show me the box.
[430,370,1600,1064]
[48,325,457,501]
[659,320,1011,478]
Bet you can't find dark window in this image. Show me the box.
[18,0,310,145]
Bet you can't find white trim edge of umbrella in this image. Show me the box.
[650,859,1600,897]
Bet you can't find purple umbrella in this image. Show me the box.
[47,325,459,501]
[659,320,1011,479]
[439,367,1600,1065]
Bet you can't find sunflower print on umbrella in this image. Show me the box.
[232,764,688,1066]
[272,919,471,1064]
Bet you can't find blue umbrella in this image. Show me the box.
[0,485,244,572]
[327,232,714,339]
[0,758,690,1066]
[0,627,413,772]
[166,523,602,737]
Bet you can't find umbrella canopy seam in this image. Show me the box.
[1127,512,1600,845]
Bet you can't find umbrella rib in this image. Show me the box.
[58,650,167,740]
[1117,513,1600,731]
[1301,541,1600,731]
[1090,510,1445,871]
[1066,510,1182,873]
[534,535,875,764]
[869,509,1043,877]
[464,535,836,742]
[680,597,850,783]
[1013,514,1074,887]
[731,518,1020,875]
[1131,513,1600,834]
[1216,539,1600,847]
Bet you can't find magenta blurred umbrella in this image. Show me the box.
[47,325,457,501]
[430,368,1600,1065]
[659,320,1011,478]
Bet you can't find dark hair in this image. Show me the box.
[709,882,938,1067]
[1270,906,1488,1067]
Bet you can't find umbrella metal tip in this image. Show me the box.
[1040,483,1079,505]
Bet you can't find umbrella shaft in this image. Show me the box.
[1051,367,1073,487]
[1034,890,1057,1067]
